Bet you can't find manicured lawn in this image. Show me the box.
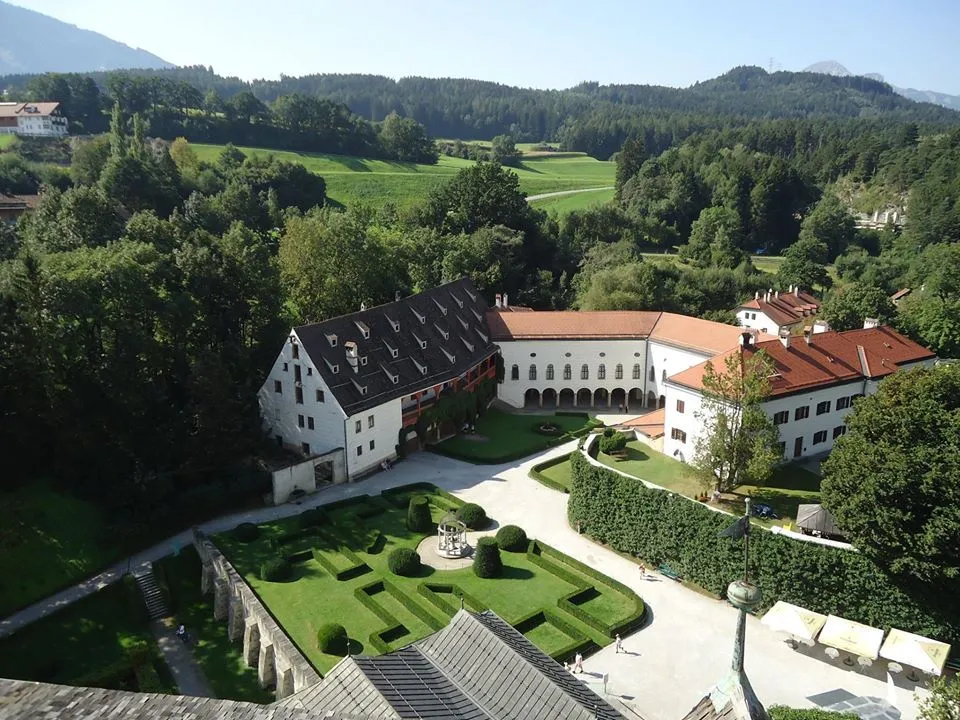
[729,464,822,527]
[530,187,615,215]
[531,454,575,492]
[0,479,125,617]
[156,549,274,703]
[190,143,614,210]
[434,409,599,463]
[598,440,702,494]
[0,579,173,692]
[215,486,643,673]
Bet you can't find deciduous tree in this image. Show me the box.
[821,282,895,330]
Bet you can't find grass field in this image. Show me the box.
[215,486,643,673]
[433,409,599,463]
[640,253,787,273]
[0,480,124,617]
[191,143,614,210]
[0,135,16,149]
[530,187,615,215]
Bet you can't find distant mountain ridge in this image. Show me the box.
[0,0,172,75]
[803,60,960,111]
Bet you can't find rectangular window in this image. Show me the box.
[773,410,789,425]
[316,389,324,403]
[295,365,302,382]
[813,430,828,445]
[307,367,313,376]
[292,343,299,359]
[816,400,831,415]
[302,442,310,454]
[295,386,303,405]
[356,445,362,456]
[833,426,846,439]
[307,417,314,430]
[274,380,282,394]
[368,415,375,429]
[676,400,685,414]
[795,405,809,421]
[369,439,375,451]
[670,428,687,443]
[283,362,289,372]
[355,420,362,433]
[836,396,850,410]
[297,414,304,428]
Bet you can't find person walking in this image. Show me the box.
[638,562,646,579]
[574,652,584,674]
[615,634,623,653]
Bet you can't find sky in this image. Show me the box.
[10,0,960,94]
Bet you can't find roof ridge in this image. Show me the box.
[407,631,497,720]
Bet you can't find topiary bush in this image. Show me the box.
[456,503,490,530]
[298,508,325,529]
[387,547,421,577]
[316,623,348,655]
[233,522,259,543]
[473,537,502,578]
[260,556,292,582]
[495,525,528,552]
[407,495,433,532]
[598,430,627,454]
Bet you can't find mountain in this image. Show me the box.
[804,60,960,112]
[0,0,172,75]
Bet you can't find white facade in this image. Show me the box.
[736,309,786,336]
[0,104,68,137]
[644,340,715,408]
[496,338,648,410]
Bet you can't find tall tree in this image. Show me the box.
[777,237,830,292]
[615,135,645,200]
[798,194,856,261]
[490,135,521,166]
[821,364,960,589]
[821,282,896,330]
[693,348,781,493]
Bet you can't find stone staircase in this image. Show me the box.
[132,565,169,620]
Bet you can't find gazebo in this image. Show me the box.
[437,514,468,559]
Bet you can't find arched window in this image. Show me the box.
[529,364,537,381]
[546,364,555,381]
[563,364,572,380]
[511,364,519,380]
[633,363,641,380]
[648,366,655,382]
[597,364,606,380]
[581,364,589,380]
[662,369,667,382]
[615,364,623,380]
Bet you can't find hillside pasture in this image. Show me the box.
[530,187,615,214]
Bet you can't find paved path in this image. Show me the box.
[526,186,614,202]
[0,443,931,719]
[151,618,214,698]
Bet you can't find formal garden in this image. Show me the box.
[214,483,644,673]
[432,408,601,463]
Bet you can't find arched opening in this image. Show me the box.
[594,388,609,407]
[611,388,627,411]
[559,389,575,408]
[629,388,643,406]
[658,394,666,409]
[511,364,519,380]
[647,391,658,408]
[576,388,592,407]
[542,388,558,409]
[524,388,541,408]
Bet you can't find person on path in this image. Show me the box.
[615,634,623,653]
[638,562,646,578]
[574,652,583,673]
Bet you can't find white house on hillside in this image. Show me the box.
[0,102,68,137]
[735,286,820,336]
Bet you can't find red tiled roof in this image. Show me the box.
[890,288,912,301]
[622,408,665,439]
[0,102,61,118]
[650,313,775,354]
[486,310,661,340]
[668,326,934,397]
[0,193,39,209]
[738,289,821,327]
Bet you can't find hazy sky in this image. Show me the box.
[11,0,960,94]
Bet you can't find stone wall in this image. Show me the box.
[193,532,321,699]
[271,449,347,506]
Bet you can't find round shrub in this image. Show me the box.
[260,556,292,582]
[388,547,421,576]
[407,495,433,532]
[298,508,325,529]
[495,525,528,552]
[599,430,627,454]
[317,623,348,655]
[602,427,616,438]
[233,522,259,543]
[473,537,502,578]
[456,503,490,530]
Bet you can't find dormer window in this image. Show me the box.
[413,333,426,349]
[433,298,447,315]
[381,363,399,385]
[354,320,370,339]
[411,307,425,324]
[441,348,456,364]
[471,308,483,322]
[434,323,449,340]
[464,287,476,302]
[457,316,469,331]
[350,378,367,396]
[384,339,399,358]
[326,333,338,348]
[324,357,339,374]
[360,356,368,366]
[413,358,427,375]
[475,328,488,343]
[461,337,474,352]
[450,293,464,309]
[385,314,400,332]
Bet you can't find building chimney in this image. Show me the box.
[812,320,830,334]
[738,332,754,348]
[344,341,359,372]
[503,293,509,309]
[779,328,791,349]
[775,291,780,299]
[794,286,800,297]
[494,293,502,308]
[395,290,402,302]
[804,329,813,345]
[360,302,367,311]
[754,291,759,300]
[863,317,880,329]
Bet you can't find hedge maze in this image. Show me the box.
[215,483,646,673]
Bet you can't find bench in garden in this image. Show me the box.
[658,563,682,582]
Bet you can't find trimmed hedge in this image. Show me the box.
[529,453,572,493]
[598,430,627,454]
[312,547,372,581]
[417,582,487,615]
[568,451,959,644]
[298,508,325,529]
[354,579,443,653]
[317,623,348,655]
[473,537,502,578]
[456,503,490,530]
[496,525,528,552]
[512,608,598,662]
[388,548,421,577]
[260,557,292,582]
[407,496,433,532]
[233,523,259,543]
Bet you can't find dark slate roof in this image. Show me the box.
[294,277,497,415]
[277,657,399,718]
[0,679,361,720]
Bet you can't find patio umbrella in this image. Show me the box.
[879,629,951,676]
[761,601,827,642]
[818,615,885,660]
